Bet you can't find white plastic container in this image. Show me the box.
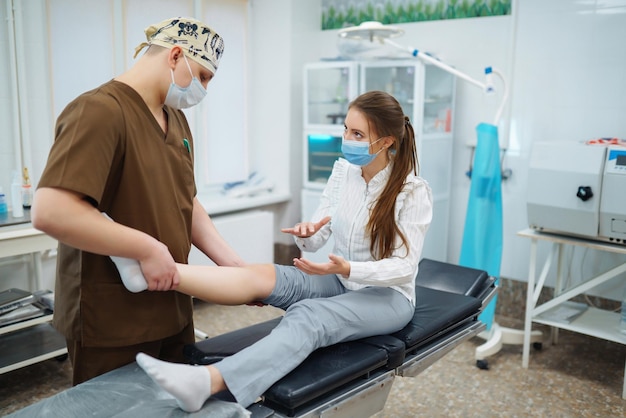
[0,187,8,219]
[621,287,626,335]
[11,171,24,218]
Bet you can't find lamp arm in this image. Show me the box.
[382,37,508,126]
[490,68,508,126]
[382,38,485,89]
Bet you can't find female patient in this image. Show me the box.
[111,90,433,411]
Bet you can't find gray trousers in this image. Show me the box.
[214,264,414,407]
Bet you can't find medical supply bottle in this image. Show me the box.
[0,187,7,220]
[621,286,626,334]
[21,167,33,209]
[11,171,24,218]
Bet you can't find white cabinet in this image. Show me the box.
[188,210,274,265]
[301,60,456,262]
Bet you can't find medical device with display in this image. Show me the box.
[527,141,626,244]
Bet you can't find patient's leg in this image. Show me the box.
[102,213,276,302]
[175,263,276,305]
[107,249,276,305]
[136,353,225,412]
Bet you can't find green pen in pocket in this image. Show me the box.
[183,138,190,153]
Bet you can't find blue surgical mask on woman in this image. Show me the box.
[164,55,207,109]
[341,136,384,166]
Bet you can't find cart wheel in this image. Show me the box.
[533,342,542,350]
[476,359,489,370]
[56,354,68,362]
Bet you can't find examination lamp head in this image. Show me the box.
[338,21,404,43]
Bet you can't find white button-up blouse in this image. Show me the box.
[296,158,433,305]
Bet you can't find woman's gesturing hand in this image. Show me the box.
[292,253,350,278]
[280,216,331,238]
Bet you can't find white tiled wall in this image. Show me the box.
[284,0,626,298]
[501,0,626,297]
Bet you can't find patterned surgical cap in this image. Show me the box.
[134,17,224,74]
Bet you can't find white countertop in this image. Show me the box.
[196,190,292,216]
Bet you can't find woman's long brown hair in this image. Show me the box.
[349,91,419,259]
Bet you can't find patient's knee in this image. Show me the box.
[247,264,276,299]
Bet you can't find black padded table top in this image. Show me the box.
[393,285,481,351]
[415,258,490,297]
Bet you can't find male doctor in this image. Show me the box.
[32,17,244,385]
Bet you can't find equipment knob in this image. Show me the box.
[576,186,593,202]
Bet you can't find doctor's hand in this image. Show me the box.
[139,241,180,291]
[280,216,331,238]
[292,253,350,278]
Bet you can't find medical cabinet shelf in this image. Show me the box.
[0,322,67,374]
[0,311,51,335]
[0,220,66,375]
[533,307,624,345]
[301,59,456,263]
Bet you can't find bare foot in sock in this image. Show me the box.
[136,352,212,412]
[102,213,148,293]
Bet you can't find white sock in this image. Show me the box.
[102,212,148,293]
[109,255,148,293]
[136,352,212,412]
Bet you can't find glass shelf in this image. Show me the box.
[306,133,343,185]
[305,63,356,127]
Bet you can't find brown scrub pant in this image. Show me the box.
[66,322,195,385]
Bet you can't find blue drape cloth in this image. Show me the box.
[459,123,503,331]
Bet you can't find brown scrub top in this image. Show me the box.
[39,80,196,347]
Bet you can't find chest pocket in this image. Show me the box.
[178,138,195,188]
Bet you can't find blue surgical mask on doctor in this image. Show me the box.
[341,135,385,166]
[164,55,207,109]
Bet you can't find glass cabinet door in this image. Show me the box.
[305,132,343,186]
[304,63,358,128]
[422,65,455,135]
[361,62,417,123]
[360,61,455,136]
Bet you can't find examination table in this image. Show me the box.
[9,258,495,418]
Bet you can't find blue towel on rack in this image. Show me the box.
[459,123,503,331]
